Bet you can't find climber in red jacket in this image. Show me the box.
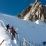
[10,26,17,40]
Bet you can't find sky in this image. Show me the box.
[0,0,46,16]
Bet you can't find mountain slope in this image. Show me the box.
[17,0,46,22]
[0,18,17,46]
[0,13,46,46]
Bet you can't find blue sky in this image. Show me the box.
[0,0,46,16]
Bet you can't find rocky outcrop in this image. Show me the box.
[17,0,46,22]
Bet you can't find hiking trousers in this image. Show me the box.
[12,34,15,40]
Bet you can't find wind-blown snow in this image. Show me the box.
[35,20,46,25]
[0,13,46,46]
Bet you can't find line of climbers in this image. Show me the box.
[6,24,17,40]
[6,24,33,46]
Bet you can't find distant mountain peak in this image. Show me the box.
[36,0,38,2]
[17,0,46,22]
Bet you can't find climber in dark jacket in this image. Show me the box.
[6,24,10,30]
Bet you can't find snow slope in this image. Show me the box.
[0,13,46,46]
[0,16,18,46]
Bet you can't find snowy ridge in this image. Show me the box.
[0,13,46,46]
[35,20,45,25]
[0,25,11,46]
[35,20,46,27]
[0,19,17,46]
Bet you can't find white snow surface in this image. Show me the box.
[0,13,46,46]
[0,19,17,46]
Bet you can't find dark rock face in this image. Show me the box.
[17,0,46,22]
